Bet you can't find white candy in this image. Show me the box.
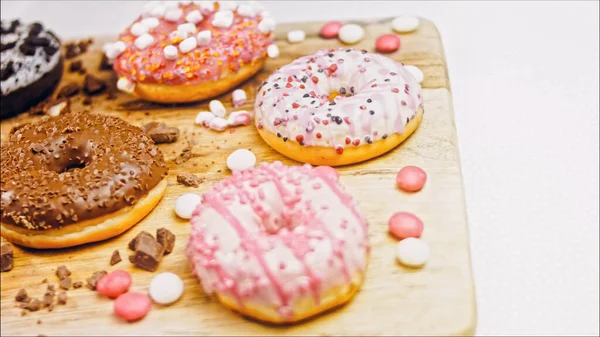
[231,89,246,107]
[338,24,364,44]
[164,8,183,21]
[227,149,256,171]
[117,77,135,93]
[131,22,149,36]
[150,4,167,17]
[149,272,184,305]
[163,45,178,60]
[186,10,203,24]
[195,111,215,126]
[209,117,229,131]
[236,4,255,17]
[212,10,233,28]
[396,238,430,268]
[196,30,211,45]
[175,193,201,219]
[227,110,252,126]
[267,44,279,58]
[209,99,226,117]
[404,65,424,84]
[196,0,214,11]
[179,36,198,53]
[141,17,160,29]
[287,30,305,43]
[218,1,237,11]
[134,33,155,50]
[178,22,197,35]
[392,16,420,33]
[258,18,276,33]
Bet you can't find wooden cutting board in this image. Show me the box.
[0,18,476,336]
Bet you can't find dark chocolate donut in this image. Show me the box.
[0,111,169,231]
[1,19,63,119]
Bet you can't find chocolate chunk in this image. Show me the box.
[131,235,164,272]
[29,22,43,36]
[175,145,192,165]
[41,292,54,307]
[15,289,29,303]
[69,60,83,72]
[110,250,122,266]
[59,277,72,290]
[1,244,14,272]
[83,75,106,95]
[25,37,50,47]
[177,173,202,187]
[72,281,83,289]
[99,54,113,71]
[86,270,107,290]
[57,83,80,98]
[128,231,154,251]
[55,265,71,280]
[1,41,17,52]
[141,122,180,144]
[22,299,41,312]
[128,255,136,263]
[82,96,92,105]
[57,291,67,305]
[156,228,176,255]
[19,43,36,56]
[43,45,58,56]
[64,43,79,59]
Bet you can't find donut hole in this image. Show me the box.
[59,159,89,174]
[327,87,354,101]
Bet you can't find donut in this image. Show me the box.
[185,161,369,323]
[0,112,169,249]
[1,19,63,119]
[105,1,275,103]
[254,48,424,166]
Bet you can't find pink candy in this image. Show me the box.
[396,166,427,192]
[227,110,252,126]
[314,166,339,181]
[97,270,132,298]
[375,34,401,53]
[114,292,152,321]
[320,21,343,39]
[388,212,424,240]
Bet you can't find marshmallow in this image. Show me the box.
[186,10,203,24]
[163,45,178,60]
[267,44,279,58]
[236,4,255,17]
[338,24,364,44]
[141,17,160,29]
[392,16,420,33]
[164,8,183,21]
[258,17,276,33]
[287,30,306,43]
[212,10,234,28]
[208,117,229,131]
[179,0,192,5]
[227,110,252,126]
[149,272,184,305]
[130,22,149,36]
[195,111,215,127]
[218,1,237,11]
[404,65,424,84]
[105,41,126,59]
[227,149,256,171]
[195,1,214,11]
[396,238,429,268]
[231,89,247,107]
[150,4,166,17]
[209,99,226,117]
[179,36,198,53]
[134,34,155,50]
[143,1,162,14]
[177,22,197,35]
[117,77,135,93]
[174,193,201,219]
[196,30,211,45]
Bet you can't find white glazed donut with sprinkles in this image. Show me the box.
[254,48,424,166]
[185,161,369,323]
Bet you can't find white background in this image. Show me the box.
[2,1,599,335]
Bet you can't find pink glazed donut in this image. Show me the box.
[185,161,369,323]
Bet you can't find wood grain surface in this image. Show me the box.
[0,18,476,336]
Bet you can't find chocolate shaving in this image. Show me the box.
[57,291,67,305]
[15,289,30,303]
[141,122,180,144]
[131,235,164,272]
[55,265,71,280]
[177,173,202,187]
[128,231,154,251]
[83,75,106,95]
[59,277,72,290]
[86,270,107,290]
[57,83,80,98]
[22,299,41,312]
[0,244,13,272]
[156,227,176,255]
[110,250,122,266]
[175,145,192,165]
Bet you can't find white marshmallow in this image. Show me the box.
[149,272,184,305]
[227,110,252,126]
[209,99,226,117]
[195,1,214,11]
[164,1,180,10]
[396,238,430,268]
[47,101,68,117]
[117,77,135,93]
[134,33,155,50]
[164,8,183,21]
[258,17,276,33]
[179,36,198,53]
[267,44,279,58]
[338,24,364,44]
[141,17,160,29]
[287,30,306,43]
[195,111,215,126]
[231,89,246,107]
[163,45,178,60]
[392,16,420,33]
[179,0,192,5]
[105,41,126,59]
[208,117,229,131]
[186,9,203,23]
[175,193,202,219]
[150,4,167,17]
[404,65,424,83]
[227,149,256,171]
[212,10,234,28]
[130,22,149,36]
[218,1,237,11]
[178,22,198,35]
[236,4,255,17]
[196,30,211,45]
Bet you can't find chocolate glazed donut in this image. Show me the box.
[0,112,169,249]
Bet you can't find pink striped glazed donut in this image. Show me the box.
[185,161,369,323]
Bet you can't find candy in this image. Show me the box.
[130,22,149,36]
[195,111,215,126]
[232,89,247,107]
[179,37,198,53]
[150,4,166,18]
[314,166,339,181]
[388,212,424,240]
[267,44,279,58]
[163,45,178,60]
[320,21,343,39]
[219,1,238,12]
[209,99,226,117]
[258,18,276,33]
[404,65,424,84]
[96,270,132,298]
[197,0,215,11]
[227,110,252,126]
[287,30,306,43]
[212,10,234,28]
[114,292,152,322]
[391,16,420,33]
[396,238,429,268]
[209,117,229,131]
[175,193,202,219]
[134,34,154,50]
[177,22,197,35]
[185,10,203,24]
[396,166,427,192]
[117,77,135,93]
[141,17,160,29]
[338,24,364,45]
[227,149,256,171]
[164,8,183,21]
[375,34,401,53]
[196,30,211,45]
[237,4,255,17]
[149,272,184,305]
